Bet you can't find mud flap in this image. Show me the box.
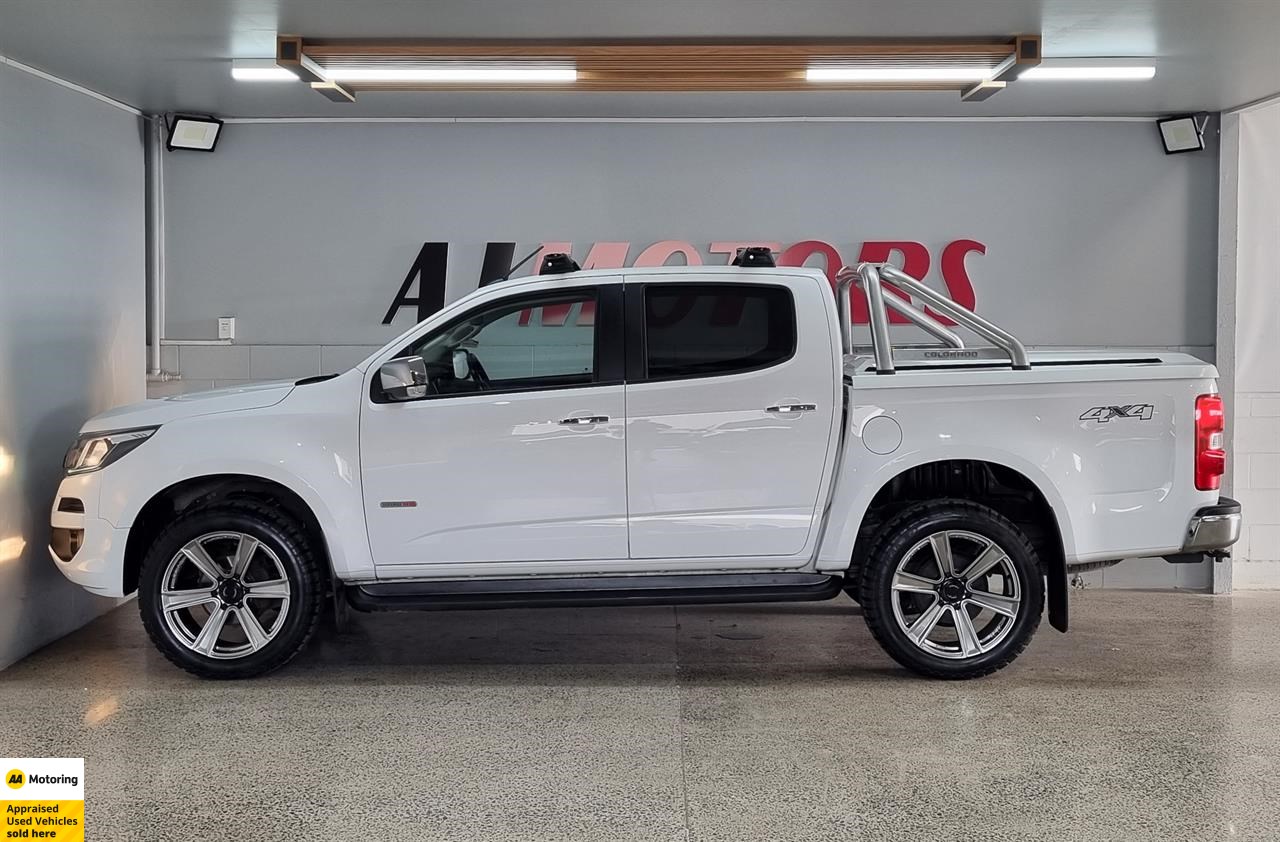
[1046,559,1068,632]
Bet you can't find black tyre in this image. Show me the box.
[138,501,324,679]
[858,499,1044,679]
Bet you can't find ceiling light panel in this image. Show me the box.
[806,66,994,82]
[322,63,578,83]
[1020,59,1155,80]
[231,59,298,81]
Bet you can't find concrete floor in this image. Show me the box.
[2,590,1279,841]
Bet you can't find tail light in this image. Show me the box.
[1195,393,1225,491]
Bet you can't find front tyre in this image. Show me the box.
[859,499,1044,680]
[138,501,324,679]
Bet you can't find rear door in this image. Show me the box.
[623,275,838,560]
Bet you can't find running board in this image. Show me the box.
[346,573,844,612]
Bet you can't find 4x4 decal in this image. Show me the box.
[1080,404,1154,423]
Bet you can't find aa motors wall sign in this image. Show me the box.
[382,238,987,327]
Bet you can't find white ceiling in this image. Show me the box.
[1,0,1277,118]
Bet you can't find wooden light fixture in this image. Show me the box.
[276,35,1041,101]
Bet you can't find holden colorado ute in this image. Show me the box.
[49,250,1241,679]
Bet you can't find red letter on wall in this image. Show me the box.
[634,241,704,267]
[937,239,982,322]
[708,241,782,264]
[520,242,575,325]
[575,242,631,325]
[857,241,931,325]
[778,240,868,323]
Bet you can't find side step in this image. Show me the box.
[346,572,844,612]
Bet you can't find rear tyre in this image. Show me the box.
[858,499,1043,680]
[138,501,323,679]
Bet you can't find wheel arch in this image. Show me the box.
[839,454,1071,632]
[122,474,333,596]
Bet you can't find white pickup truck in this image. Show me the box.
[50,251,1241,679]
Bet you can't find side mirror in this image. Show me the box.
[451,349,471,380]
[379,356,429,401]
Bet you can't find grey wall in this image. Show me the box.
[160,119,1218,355]
[0,63,145,669]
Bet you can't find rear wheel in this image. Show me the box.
[859,499,1043,679]
[138,501,323,679]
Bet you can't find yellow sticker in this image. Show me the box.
[2,759,83,841]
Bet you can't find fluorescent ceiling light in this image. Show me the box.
[1020,62,1155,81]
[322,64,578,83]
[806,66,991,82]
[231,59,298,82]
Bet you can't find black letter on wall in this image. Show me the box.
[382,242,448,325]
[478,242,516,287]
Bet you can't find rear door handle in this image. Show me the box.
[558,415,609,425]
[766,403,817,414]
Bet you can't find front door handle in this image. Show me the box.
[766,403,817,414]
[558,415,609,425]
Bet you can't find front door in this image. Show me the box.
[361,282,628,572]
[624,277,837,560]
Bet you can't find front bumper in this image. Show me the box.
[1169,496,1242,561]
[49,473,130,598]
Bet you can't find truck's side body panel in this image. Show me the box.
[817,357,1220,572]
[362,383,630,567]
[78,371,374,589]
[621,271,844,561]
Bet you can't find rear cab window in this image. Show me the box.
[641,284,796,380]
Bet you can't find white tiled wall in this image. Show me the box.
[147,344,379,397]
[1222,103,1280,590]
[1233,392,1280,588]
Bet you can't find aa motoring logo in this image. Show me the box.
[382,238,988,326]
[5,770,77,788]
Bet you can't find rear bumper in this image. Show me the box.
[1180,496,1242,555]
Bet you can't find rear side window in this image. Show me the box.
[643,284,796,380]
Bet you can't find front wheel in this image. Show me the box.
[138,501,324,679]
[858,499,1044,680]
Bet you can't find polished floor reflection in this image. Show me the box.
[1,589,1276,841]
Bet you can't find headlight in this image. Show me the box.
[64,427,158,475]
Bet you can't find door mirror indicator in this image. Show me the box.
[379,356,429,401]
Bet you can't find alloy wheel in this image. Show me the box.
[159,531,292,660]
[889,529,1022,660]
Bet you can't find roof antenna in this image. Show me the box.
[498,246,543,282]
[731,246,777,267]
[538,252,581,275]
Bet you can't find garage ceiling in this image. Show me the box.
[1,0,1278,118]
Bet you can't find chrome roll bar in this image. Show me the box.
[834,262,1030,375]
[877,291,966,351]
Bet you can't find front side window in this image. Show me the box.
[405,290,597,397]
[643,284,795,380]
